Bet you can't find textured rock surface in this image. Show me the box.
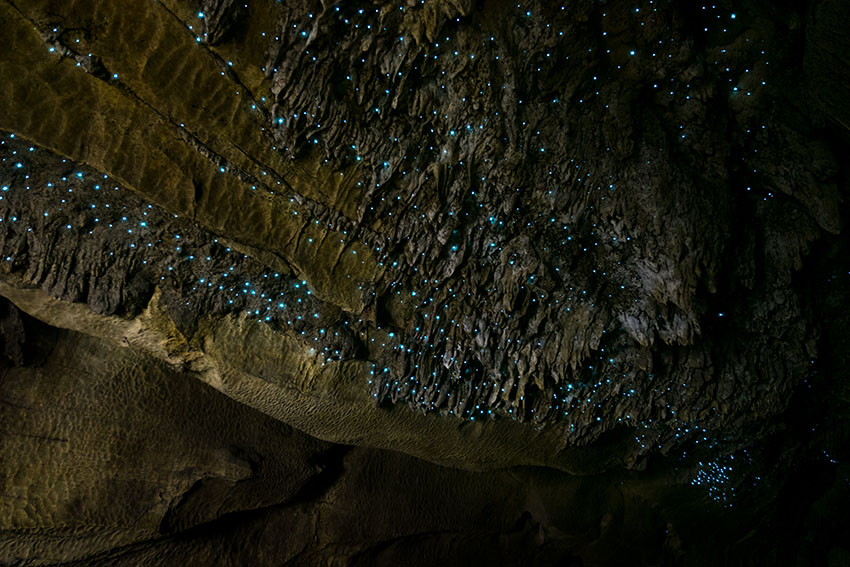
[1,0,849,563]
[0,304,840,566]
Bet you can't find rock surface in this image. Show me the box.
[1,0,849,564]
[0,304,836,566]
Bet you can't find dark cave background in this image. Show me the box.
[1,0,849,564]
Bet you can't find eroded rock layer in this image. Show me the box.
[1,0,847,452]
[1,0,850,562]
[265,0,841,444]
[1,304,847,566]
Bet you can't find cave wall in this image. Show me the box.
[1,0,850,563]
[1,304,733,566]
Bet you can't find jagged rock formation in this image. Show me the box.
[1,0,849,564]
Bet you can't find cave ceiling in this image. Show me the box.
[1,0,849,564]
